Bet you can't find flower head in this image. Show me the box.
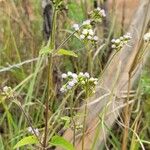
[144,32,150,42]
[82,19,91,25]
[89,7,106,23]
[111,33,132,51]
[61,73,67,79]
[2,86,13,97]
[27,127,39,136]
[60,72,98,94]
[73,24,80,31]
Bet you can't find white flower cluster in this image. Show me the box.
[73,19,98,42]
[89,7,106,23]
[28,127,39,136]
[144,32,150,42]
[60,72,98,93]
[111,33,132,50]
[96,7,106,17]
[3,86,12,93]
[2,86,13,97]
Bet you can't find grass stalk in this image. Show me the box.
[122,74,131,150]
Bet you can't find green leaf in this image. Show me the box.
[57,49,78,57]
[13,136,38,149]
[39,46,52,55]
[50,135,75,150]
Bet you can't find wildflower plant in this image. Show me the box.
[111,33,132,51]
[71,7,106,74]
[89,7,106,23]
[73,19,98,44]
[60,72,98,95]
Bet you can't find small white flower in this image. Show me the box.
[111,39,116,43]
[79,72,84,77]
[73,24,80,31]
[88,29,94,36]
[67,85,72,90]
[72,78,78,84]
[80,34,85,40]
[87,35,92,40]
[60,87,66,93]
[124,34,131,40]
[3,86,11,93]
[28,127,39,136]
[125,33,132,39]
[82,29,88,35]
[35,129,39,136]
[82,19,91,25]
[120,36,124,40]
[111,44,116,49]
[84,72,90,78]
[144,32,150,42]
[68,81,75,87]
[72,73,78,79]
[115,39,120,44]
[28,127,32,132]
[100,9,106,17]
[89,77,95,82]
[93,36,98,41]
[61,73,67,79]
[94,81,98,85]
[67,71,73,76]
[96,7,101,11]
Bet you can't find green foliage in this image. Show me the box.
[141,71,150,95]
[50,135,75,150]
[57,49,78,57]
[39,46,52,55]
[13,136,38,149]
[60,116,71,129]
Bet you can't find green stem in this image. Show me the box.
[70,91,76,146]
[43,6,58,149]
[82,86,89,150]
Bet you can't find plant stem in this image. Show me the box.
[122,74,131,150]
[70,91,76,146]
[13,100,43,147]
[82,100,88,150]
[43,6,57,149]
[82,86,89,150]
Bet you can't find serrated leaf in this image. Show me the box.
[57,49,78,57]
[13,136,38,149]
[50,135,75,150]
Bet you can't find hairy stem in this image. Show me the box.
[43,5,57,149]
